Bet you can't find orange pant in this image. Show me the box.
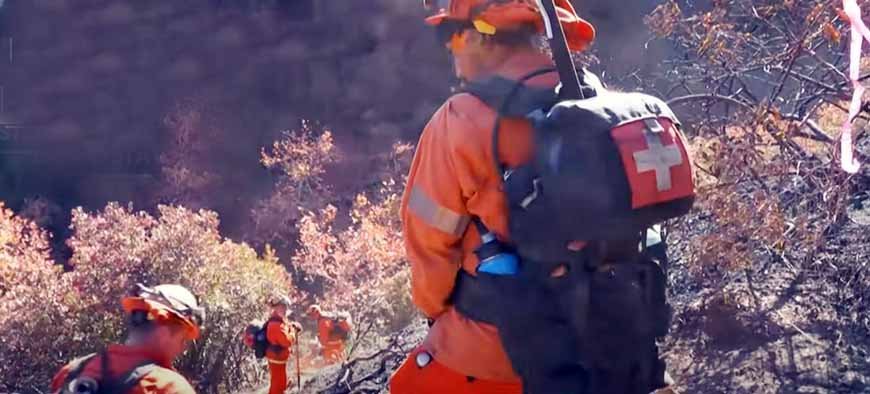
[268,360,288,394]
[390,348,522,394]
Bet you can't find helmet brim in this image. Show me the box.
[557,8,596,49]
[425,12,449,26]
[122,297,201,340]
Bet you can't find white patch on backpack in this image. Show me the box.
[633,120,683,192]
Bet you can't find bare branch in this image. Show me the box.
[667,93,755,110]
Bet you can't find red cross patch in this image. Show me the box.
[610,117,695,209]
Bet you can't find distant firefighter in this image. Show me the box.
[306,305,352,364]
[243,295,302,394]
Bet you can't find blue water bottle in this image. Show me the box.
[473,220,519,275]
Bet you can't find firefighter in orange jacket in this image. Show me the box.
[265,295,302,394]
[306,305,351,364]
[389,1,596,393]
[51,283,204,394]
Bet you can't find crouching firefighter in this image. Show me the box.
[389,1,696,393]
[51,283,205,394]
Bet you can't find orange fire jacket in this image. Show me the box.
[265,315,295,362]
[401,49,559,382]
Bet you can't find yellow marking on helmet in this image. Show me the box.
[473,19,497,35]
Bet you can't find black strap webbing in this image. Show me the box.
[115,362,158,393]
[492,68,556,177]
[61,353,98,392]
[61,350,157,394]
[465,67,603,181]
[101,350,158,393]
[262,316,283,347]
[451,271,499,325]
[99,350,110,387]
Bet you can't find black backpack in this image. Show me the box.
[252,317,282,359]
[253,325,269,359]
[465,69,694,252]
[58,351,156,394]
[450,2,693,393]
[464,2,694,248]
[327,317,350,341]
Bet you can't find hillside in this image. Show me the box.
[290,217,870,394]
[1,0,869,393]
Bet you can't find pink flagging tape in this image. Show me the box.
[841,0,865,173]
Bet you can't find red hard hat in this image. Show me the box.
[423,0,595,51]
[121,283,204,340]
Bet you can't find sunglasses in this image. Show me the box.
[436,20,473,47]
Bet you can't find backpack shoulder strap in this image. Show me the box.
[641,225,670,276]
[59,353,99,392]
[261,317,285,347]
[59,349,159,394]
[463,70,559,118]
[463,67,604,178]
[262,316,282,330]
[463,67,558,177]
[331,317,348,330]
[92,350,159,394]
[114,362,159,393]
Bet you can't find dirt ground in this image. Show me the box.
[663,220,870,394]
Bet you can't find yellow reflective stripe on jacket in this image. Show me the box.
[408,185,470,237]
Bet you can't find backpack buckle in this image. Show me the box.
[520,178,542,209]
[502,168,514,182]
[643,118,665,134]
[67,377,99,394]
[415,351,433,368]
